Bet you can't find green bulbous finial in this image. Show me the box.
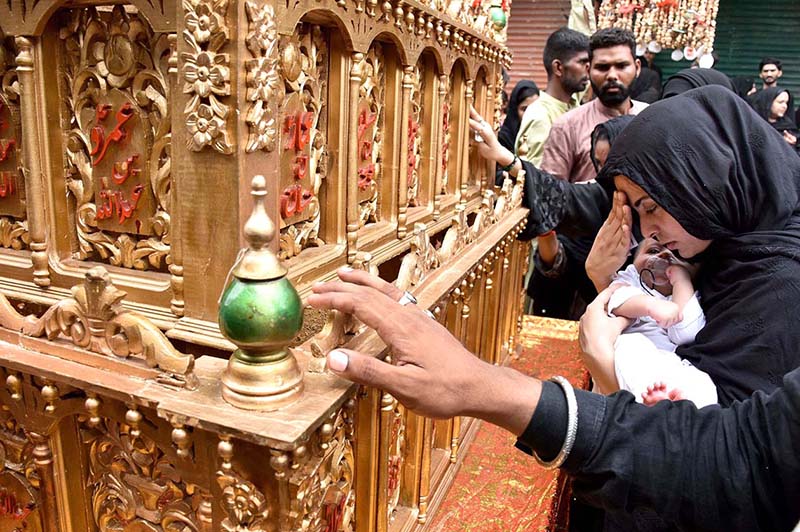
[218,175,304,410]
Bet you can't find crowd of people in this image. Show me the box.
[307,26,800,532]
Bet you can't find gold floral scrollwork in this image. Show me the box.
[278,24,328,260]
[395,222,440,291]
[60,6,173,271]
[83,416,207,531]
[21,266,198,389]
[407,65,422,207]
[217,471,269,531]
[0,35,27,251]
[277,407,355,531]
[182,0,233,154]
[356,45,384,226]
[244,1,283,153]
[438,204,471,263]
[439,75,451,194]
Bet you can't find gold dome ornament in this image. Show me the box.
[218,175,304,410]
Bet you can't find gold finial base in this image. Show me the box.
[221,353,304,411]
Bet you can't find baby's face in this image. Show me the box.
[633,238,675,287]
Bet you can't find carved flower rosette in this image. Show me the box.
[60,6,172,271]
[182,0,233,154]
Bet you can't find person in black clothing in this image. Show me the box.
[495,80,539,185]
[308,86,800,531]
[749,86,799,152]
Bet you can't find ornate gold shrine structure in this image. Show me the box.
[0,0,531,529]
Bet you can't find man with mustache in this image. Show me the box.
[530,28,647,321]
[758,57,782,90]
[541,28,647,183]
[515,27,590,167]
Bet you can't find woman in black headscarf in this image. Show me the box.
[591,85,800,405]
[661,67,733,98]
[730,75,756,99]
[532,115,637,320]
[629,68,661,103]
[497,80,539,151]
[749,86,799,152]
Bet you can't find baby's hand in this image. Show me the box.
[666,264,692,287]
[646,299,683,328]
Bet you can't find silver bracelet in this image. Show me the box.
[532,376,578,470]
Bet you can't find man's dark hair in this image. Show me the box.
[589,28,636,60]
[759,57,782,71]
[542,27,590,77]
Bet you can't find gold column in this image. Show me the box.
[29,432,59,532]
[417,417,433,524]
[346,53,365,263]
[460,79,474,205]
[15,37,49,287]
[397,66,414,238]
[166,33,184,317]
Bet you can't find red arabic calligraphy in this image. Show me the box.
[90,102,135,166]
[280,183,314,219]
[284,111,314,151]
[112,154,141,185]
[324,494,346,532]
[96,183,144,224]
[407,118,419,185]
[0,139,15,162]
[0,490,32,521]
[0,171,15,198]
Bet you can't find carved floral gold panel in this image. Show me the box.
[439,75,451,194]
[0,35,28,250]
[182,0,233,154]
[82,415,211,531]
[278,23,328,260]
[407,64,422,208]
[59,6,172,271]
[385,396,405,522]
[356,44,384,227]
[0,406,42,531]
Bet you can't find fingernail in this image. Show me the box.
[339,266,354,273]
[328,350,349,372]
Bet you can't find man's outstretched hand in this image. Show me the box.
[307,268,541,435]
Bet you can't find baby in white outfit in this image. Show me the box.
[607,237,717,408]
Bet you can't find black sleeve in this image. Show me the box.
[518,160,612,241]
[517,367,800,531]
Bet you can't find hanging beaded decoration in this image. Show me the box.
[597,0,719,60]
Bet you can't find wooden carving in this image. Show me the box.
[438,203,472,263]
[244,0,282,153]
[182,0,233,154]
[395,222,440,291]
[60,6,173,271]
[17,267,197,388]
[276,405,356,531]
[0,408,41,531]
[0,35,27,251]
[217,437,269,532]
[83,416,208,530]
[278,23,328,260]
[383,394,405,522]
[356,44,384,226]
[407,64,422,207]
[439,75,451,194]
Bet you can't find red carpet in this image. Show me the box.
[428,317,589,532]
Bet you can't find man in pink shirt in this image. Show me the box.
[542,28,648,183]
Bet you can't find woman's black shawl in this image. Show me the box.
[599,85,800,405]
[497,80,539,151]
[749,87,799,139]
[590,114,636,172]
[661,68,733,99]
